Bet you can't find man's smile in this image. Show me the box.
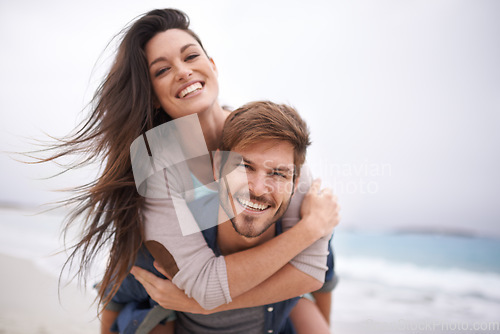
[236,197,270,212]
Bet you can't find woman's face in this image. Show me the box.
[145,29,219,119]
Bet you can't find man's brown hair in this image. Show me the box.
[220,101,311,176]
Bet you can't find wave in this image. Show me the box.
[337,255,500,302]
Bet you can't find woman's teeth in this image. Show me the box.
[238,198,269,211]
[179,82,202,98]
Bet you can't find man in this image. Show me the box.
[114,101,337,333]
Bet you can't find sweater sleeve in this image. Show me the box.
[142,169,232,310]
[281,164,330,282]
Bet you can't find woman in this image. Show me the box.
[39,8,338,333]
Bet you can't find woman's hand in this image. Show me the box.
[130,263,208,314]
[299,179,340,239]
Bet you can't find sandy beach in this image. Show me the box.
[0,253,99,334]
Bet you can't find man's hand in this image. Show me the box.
[300,179,340,238]
[130,264,207,314]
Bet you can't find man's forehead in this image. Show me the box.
[233,141,295,170]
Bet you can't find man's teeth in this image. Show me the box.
[179,82,202,98]
[239,198,268,211]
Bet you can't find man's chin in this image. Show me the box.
[230,217,272,238]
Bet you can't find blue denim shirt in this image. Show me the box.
[108,194,335,334]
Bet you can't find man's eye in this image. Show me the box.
[155,67,170,77]
[237,163,252,170]
[185,54,199,61]
[271,172,287,179]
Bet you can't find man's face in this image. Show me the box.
[219,140,296,238]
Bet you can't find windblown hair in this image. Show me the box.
[36,8,205,309]
[220,101,311,176]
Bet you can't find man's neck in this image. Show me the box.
[216,209,275,255]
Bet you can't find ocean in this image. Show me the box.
[1,207,500,332]
[0,207,108,287]
[332,230,500,332]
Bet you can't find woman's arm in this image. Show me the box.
[131,213,337,315]
[145,175,338,310]
[282,165,332,282]
[223,212,328,299]
[131,261,321,313]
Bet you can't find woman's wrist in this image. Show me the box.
[295,215,323,244]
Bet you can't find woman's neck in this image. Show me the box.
[197,102,231,151]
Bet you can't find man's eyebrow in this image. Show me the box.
[242,158,253,165]
[273,166,293,174]
[149,43,197,69]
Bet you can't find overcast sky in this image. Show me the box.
[1,0,499,237]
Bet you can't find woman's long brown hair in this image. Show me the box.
[35,8,206,309]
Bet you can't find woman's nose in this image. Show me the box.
[175,64,192,81]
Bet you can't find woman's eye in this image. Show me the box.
[155,67,170,77]
[185,54,199,61]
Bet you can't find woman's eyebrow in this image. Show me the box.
[149,43,197,68]
[180,43,196,53]
[149,57,167,69]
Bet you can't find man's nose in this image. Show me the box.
[248,173,269,197]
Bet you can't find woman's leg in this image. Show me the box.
[289,295,331,334]
[312,291,332,324]
[150,321,175,334]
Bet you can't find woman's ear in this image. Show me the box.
[209,58,218,76]
[152,94,161,110]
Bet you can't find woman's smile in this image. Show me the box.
[176,81,204,99]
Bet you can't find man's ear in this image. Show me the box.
[292,174,300,196]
